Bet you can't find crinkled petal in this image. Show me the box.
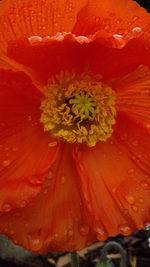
[73,0,150,36]
[0,61,59,211]
[0,144,95,253]
[74,114,150,240]
[6,33,150,83]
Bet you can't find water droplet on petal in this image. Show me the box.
[20,200,27,208]
[119,224,131,235]
[132,16,138,22]
[128,168,135,174]
[141,181,150,190]
[125,195,135,205]
[2,203,12,212]
[112,187,116,193]
[4,147,10,151]
[46,170,53,180]
[96,227,107,241]
[79,225,90,236]
[12,147,18,152]
[132,205,138,212]
[113,34,126,48]
[61,176,66,184]
[132,27,142,34]
[27,231,43,252]
[48,141,58,147]
[10,230,15,235]
[76,36,89,43]
[2,160,10,167]
[28,36,42,44]
[139,198,144,203]
[68,229,74,237]
[43,188,48,195]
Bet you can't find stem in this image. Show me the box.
[70,252,79,267]
[100,241,127,267]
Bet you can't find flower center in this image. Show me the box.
[40,72,116,147]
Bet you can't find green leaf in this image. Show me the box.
[96,259,115,267]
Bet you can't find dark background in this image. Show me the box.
[136,0,150,12]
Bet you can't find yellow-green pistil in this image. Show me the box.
[69,91,96,119]
[40,72,116,147]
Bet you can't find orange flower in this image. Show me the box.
[0,0,150,253]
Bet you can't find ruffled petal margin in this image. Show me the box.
[6,32,150,84]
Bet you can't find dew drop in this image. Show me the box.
[20,200,26,208]
[139,198,144,203]
[28,115,32,121]
[141,181,150,190]
[96,229,107,241]
[2,203,12,212]
[128,168,135,174]
[24,223,29,228]
[2,160,10,167]
[46,170,53,180]
[113,34,126,48]
[125,195,135,205]
[48,141,58,147]
[68,229,74,237]
[112,187,116,193]
[61,176,66,184]
[4,147,10,151]
[76,36,89,43]
[132,27,142,34]
[12,147,18,152]
[132,16,138,22]
[10,230,15,235]
[79,225,90,236]
[119,224,131,235]
[28,36,42,44]
[43,188,48,195]
[132,205,138,212]
[27,231,43,252]
[104,25,110,31]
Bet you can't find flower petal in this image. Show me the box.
[111,65,150,128]
[0,62,59,211]
[0,144,95,253]
[6,33,150,83]
[74,114,150,240]
[0,0,87,54]
[73,0,150,36]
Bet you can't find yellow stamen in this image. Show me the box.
[40,72,116,147]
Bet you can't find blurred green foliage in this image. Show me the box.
[136,0,150,12]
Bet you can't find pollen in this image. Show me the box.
[40,72,116,147]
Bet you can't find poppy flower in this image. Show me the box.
[0,0,150,253]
